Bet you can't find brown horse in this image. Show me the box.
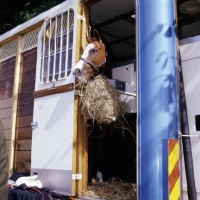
[73,30,107,79]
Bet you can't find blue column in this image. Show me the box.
[136,0,179,199]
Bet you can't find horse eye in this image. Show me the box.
[90,49,98,54]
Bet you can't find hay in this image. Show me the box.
[79,75,127,125]
[82,178,137,200]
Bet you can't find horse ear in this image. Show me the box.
[85,33,92,43]
[85,34,90,43]
[94,29,102,43]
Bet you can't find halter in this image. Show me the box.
[79,57,106,76]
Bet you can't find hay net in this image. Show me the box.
[79,75,127,125]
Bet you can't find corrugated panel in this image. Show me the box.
[22,28,40,52]
[0,40,17,62]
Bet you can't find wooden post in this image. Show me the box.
[72,1,89,197]
[8,35,22,177]
[77,3,89,197]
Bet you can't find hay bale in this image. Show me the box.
[80,75,127,124]
[81,178,137,200]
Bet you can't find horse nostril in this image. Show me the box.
[73,68,81,78]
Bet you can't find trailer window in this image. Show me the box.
[39,9,74,83]
[195,115,200,131]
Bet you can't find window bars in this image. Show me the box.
[40,9,74,83]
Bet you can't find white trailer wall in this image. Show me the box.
[180,35,200,200]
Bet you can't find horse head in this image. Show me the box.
[73,30,106,79]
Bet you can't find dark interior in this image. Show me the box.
[88,113,137,183]
[86,0,136,184]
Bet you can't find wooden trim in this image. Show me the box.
[9,35,22,177]
[33,83,74,98]
[78,97,88,194]
[0,23,42,47]
[79,3,89,196]
[81,0,101,6]
[20,22,43,37]
[71,1,82,195]
[72,2,89,198]
[0,36,18,48]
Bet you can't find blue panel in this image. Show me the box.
[136,0,179,199]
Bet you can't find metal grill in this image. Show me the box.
[40,9,74,83]
[0,40,17,62]
[22,28,40,52]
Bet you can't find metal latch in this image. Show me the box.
[31,121,39,129]
[72,174,82,180]
[77,14,86,21]
[178,133,200,138]
[48,82,56,90]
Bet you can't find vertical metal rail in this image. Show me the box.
[58,13,64,80]
[136,0,180,199]
[65,10,70,78]
[46,19,52,83]
[52,16,57,82]
[41,22,47,83]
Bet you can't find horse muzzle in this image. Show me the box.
[73,68,81,79]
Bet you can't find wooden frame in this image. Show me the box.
[33,83,74,98]
[8,35,22,177]
[72,1,89,197]
[81,0,101,6]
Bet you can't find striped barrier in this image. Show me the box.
[168,139,181,200]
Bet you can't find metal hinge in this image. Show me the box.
[72,174,82,180]
[31,121,39,129]
[47,82,56,90]
[77,14,86,21]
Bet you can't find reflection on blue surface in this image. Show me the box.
[136,0,179,199]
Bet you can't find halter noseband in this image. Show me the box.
[79,57,106,76]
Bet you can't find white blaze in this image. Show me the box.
[74,43,95,75]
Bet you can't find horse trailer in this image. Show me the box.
[0,0,200,199]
